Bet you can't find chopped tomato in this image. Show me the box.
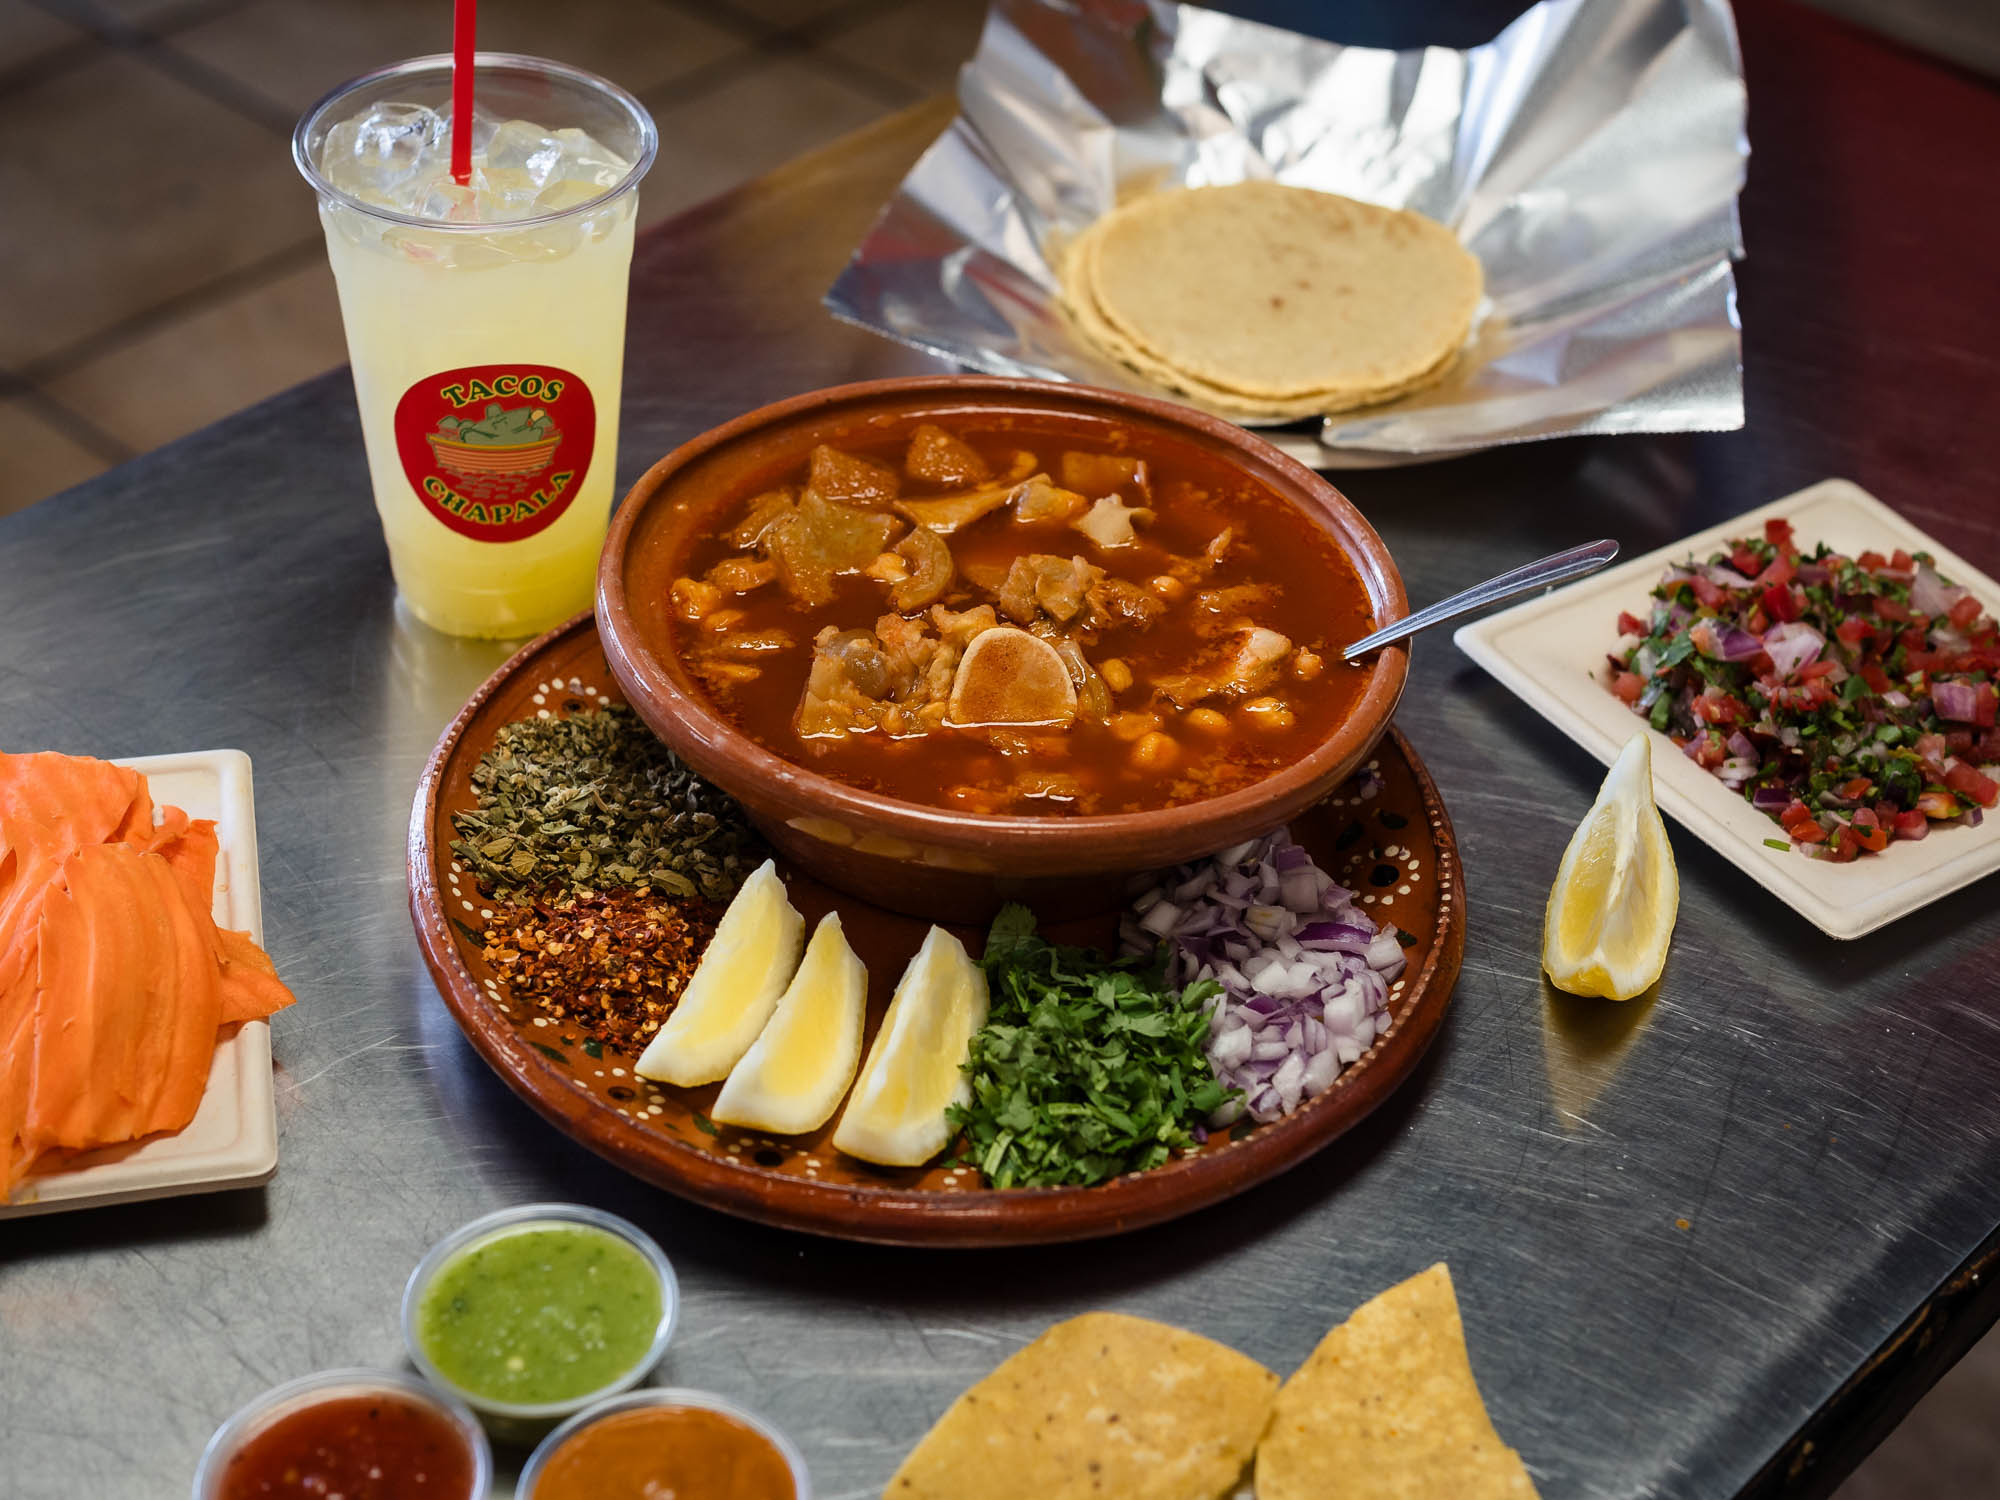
[1893,810,1931,840]
[1975,683,1998,728]
[1853,822,1890,852]
[1946,730,1974,755]
[1797,660,1841,681]
[1835,616,1874,647]
[1765,518,1796,551]
[1837,776,1873,799]
[1873,597,1911,623]
[1611,670,1645,705]
[1859,663,1892,693]
[1944,762,1999,808]
[1616,610,1647,637]
[1762,583,1802,622]
[1780,800,1816,832]
[1890,548,1914,572]
[1756,554,1795,588]
[1856,550,1887,569]
[1825,826,1862,862]
[1948,595,1984,630]
[1730,547,1764,578]
[1691,576,1728,610]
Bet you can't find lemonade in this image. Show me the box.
[296,59,656,638]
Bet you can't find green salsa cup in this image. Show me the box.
[402,1203,679,1442]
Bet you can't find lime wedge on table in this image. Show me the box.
[711,912,867,1135]
[832,927,989,1167]
[1542,734,1679,1001]
[635,859,803,1086]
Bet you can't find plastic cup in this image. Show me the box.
[192,1367,491,1500]
[401,1202,679,1444]
[294,55,657,639]
[518,1387,814,1500]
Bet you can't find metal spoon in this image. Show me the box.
[1342,538,1620,663]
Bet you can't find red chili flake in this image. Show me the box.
[482,888,719,1051]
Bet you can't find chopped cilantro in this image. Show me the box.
[950,905,1231,1189]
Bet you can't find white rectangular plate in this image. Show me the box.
[2,749,279,1217]
[1455,479,2000,940]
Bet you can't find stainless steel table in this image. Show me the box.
[5,3,2000,1495]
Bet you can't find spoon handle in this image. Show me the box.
[1342,538,1621,663]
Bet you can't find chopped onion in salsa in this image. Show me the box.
[1607,518,1999,861]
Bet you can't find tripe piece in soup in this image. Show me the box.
[654,416,1374,816]
[413,1222,663,1407]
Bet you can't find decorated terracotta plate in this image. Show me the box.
[410,615,1465,1245]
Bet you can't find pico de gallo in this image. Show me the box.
[1608,518,2000,861]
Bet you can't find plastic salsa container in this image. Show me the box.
[518,1387,812,1500]
[192,1367,491,1500]
[401,1203,678,1440]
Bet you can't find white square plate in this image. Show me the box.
[1,749,280,1217]
[1454,479,2000,940]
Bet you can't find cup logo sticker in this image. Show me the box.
[395,363,595,542]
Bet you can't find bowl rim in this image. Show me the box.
[516,1385,813,1499]
[399,1201,680,1422]
[192,1365,493,1500]
[596,375,1408,851]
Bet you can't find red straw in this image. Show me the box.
[449,0,477,185]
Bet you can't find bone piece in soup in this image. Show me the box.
[950,627,1079,729]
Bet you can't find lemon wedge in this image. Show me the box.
[636,859,804,1085]
[1543,733,1679,1001]
[831,926,989,1167]
[711,912,868,1134]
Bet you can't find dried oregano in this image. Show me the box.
[450,704,759,902]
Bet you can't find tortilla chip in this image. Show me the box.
[885,1311,1277,1500]
[1256,1264,1539,1500]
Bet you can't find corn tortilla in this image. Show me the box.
[1059,182,1480,414]
[1256,1263,1540,1500]
[883,1311,1277,1500]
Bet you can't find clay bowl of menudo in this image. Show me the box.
[597,376,1407,923]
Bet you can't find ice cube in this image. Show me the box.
[485,119,568,189]
[548,126,631,190]
[322,101,442,200]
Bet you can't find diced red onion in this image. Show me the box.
[1933,681,1981,723]
[1713,624,1764,661]
[1912,563,1965,620]
[1125,829,1400,1126]
[1763,622,1825,680]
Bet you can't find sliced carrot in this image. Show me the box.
[25,845,222,1157]
[156,820,295,1025]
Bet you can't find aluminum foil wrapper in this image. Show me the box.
[826,0,1748,466]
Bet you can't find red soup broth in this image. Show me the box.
[640,412,1375,817]
[214,1391,478,1500]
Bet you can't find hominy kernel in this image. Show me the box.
[1099,658,1134,694]
[1108,710,1160,742]
[1185,707,1229,734]
[1147,575,1187,603]
[1242,697,1296,731]
[1291,649,1324,680]
[1132,731,1180,770]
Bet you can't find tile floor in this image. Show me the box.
[0,0,987,516]
[1,0,1994,1492]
